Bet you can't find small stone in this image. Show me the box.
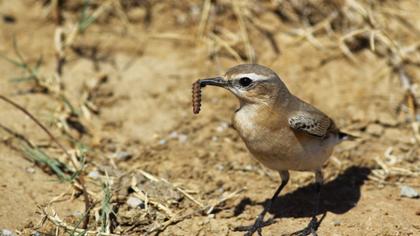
[169,131,178,139]
[112,151,132,161]
[333,220,341,226]
[244,165,253,171]
[31,231,41,236]
[178,134,188,143]
[216,122,229,132]
[190,5,201,17]
[215,164,224,171]
[126,196,143,208]
[25,167,35,174]
[1,229,14,236]
[159,139,167,145]
[415,209,420,216]
[366,123,384,136]
[88,170,100,180]
[400,185,419,199]
[176,14,187,24]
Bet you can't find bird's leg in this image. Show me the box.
[294,170,324,236]
[234,171,290,236]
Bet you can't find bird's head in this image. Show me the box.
[199,64,290,106]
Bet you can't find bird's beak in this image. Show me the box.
[199,77,229,88]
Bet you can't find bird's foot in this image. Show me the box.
[290,216,319,236]
[233,216,276,236]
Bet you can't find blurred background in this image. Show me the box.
[0,0,419,235]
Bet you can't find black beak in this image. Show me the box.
[199,77,229,88]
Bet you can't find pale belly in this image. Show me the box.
[233,108,338,171]
[247,132,336,171]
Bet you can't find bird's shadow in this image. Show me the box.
[234,166,371,218]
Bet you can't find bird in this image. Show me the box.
[194,64,354,236]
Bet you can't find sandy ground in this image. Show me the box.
[0,1,419,236]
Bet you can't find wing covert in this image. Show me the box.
[288,111,331,137]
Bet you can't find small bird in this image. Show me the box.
[194,64,354,236]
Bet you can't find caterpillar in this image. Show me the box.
[192,80,202,114]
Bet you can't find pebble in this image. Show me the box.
[1,229,14,236]
[400,185,419,199]
[159,139,167,145]
[126,196,143,208]
[25,167,35,174]
[169,131,178,139]
[178,134,188,143]
[112,151,132,161]
[168,131,188,143]
[215,164,224,171]
[216,122,229,132]
[244,165,253,171]
[190,5,201,17]
[333,220,341,226]
[88,170,100,180]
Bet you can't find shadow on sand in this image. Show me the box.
[233,166,371,234]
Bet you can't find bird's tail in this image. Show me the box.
[338,131,358,141]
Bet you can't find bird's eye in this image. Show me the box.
[239,77,252,87]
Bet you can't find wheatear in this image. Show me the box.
[194,64,354,236]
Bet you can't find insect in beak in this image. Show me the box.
[192,77,229,114]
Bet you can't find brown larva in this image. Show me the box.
[192,80,202,114]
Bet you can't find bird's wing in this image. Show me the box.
[288,110,333,137]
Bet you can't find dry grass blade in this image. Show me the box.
[0,39,50,92]
[138,169,204,208]
[0,95,72,162]
[100,176,114,234]
[0,95,92,229]
[40,207,120,236]
[130,175,174,217]
[147,208,203,235]
[412,122,420,143]
[204,188,245,215]
[197,0,212,38]
[208,32,243,62]
[48,185,73,204]
[398,68,418,119]
[232,0,255,63]
[22,144,73,181]
[167,183,204,208]
[79,0,113,33]
[289,12,337,49]
[54,27,65,91]
[150,33,195,42]
[338,28,369,63]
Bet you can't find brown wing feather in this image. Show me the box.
[288,111,332,137]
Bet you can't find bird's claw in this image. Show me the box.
[233,217,276,236]
[290,217,319,236]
